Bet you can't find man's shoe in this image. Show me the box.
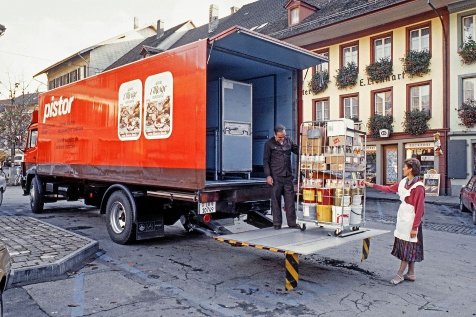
[288,224,301,229]
[274,225,281,230]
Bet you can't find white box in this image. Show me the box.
[332,206,350,226]
[327,119,355,137]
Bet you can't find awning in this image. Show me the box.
[209,26,327,71]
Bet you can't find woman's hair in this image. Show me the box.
[404,158,421,176]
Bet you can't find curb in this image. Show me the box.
[4,217,99,287]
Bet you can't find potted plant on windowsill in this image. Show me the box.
[457,100,476,128]
[403,109,431,135]
[458,39,476,65]
[308,70,329,95]
[401,50,431,78]
[335,62,358,89]
[367,114,393,138]
[365,57,393,83]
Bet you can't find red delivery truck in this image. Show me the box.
[22,26,325,244]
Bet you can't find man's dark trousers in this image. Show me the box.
[271,175,296,227]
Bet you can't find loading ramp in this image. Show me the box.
[214,226,389,290]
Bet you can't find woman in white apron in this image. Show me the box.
[365,158,425,285]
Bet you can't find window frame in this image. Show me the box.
[290,6,300,25]
[313,98,330,122]
[371,87,393,117]
[312,48,329,75]
[340,41,359,68]
[340,93,359,120]
[462,76,476,103]
[406,80,432,117]
[406,22,432,53]
[29,129,38,148]
[370,32,393,63]
[462,14,476,44]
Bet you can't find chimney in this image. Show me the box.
[208,4,219,33]
[133,17,139,29]
[156,20,164,38]
[230,6,240,14]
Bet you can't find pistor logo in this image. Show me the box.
[43,96,74,123]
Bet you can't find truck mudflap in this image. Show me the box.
[214,227,389,291]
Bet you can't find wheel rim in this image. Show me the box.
[110,201,127,234]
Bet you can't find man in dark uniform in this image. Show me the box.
[263,124,299,230]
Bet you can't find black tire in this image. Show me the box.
[30,177,44,214]
[106,191,136,244]
[459,197,469,213]
[0,190,3,207]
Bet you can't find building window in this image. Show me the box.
[373,89,392,116]
[342,95,359,120]
[48,80,55,90]
[342,44,358,66]
[290,7,299,25]
[463,77,476,102]
[463,15,476,43]
[409,25,430,51]
[314,50,328,73]
[373,35,392,61]
[408,82,431,115]
[314,99,329,121]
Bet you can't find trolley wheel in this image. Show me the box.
[352,226,360,231]
[334,228,342,236]
[300,223,306,231]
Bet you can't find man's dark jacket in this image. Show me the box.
[263,136,299,178]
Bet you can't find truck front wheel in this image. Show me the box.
[30,177,44,214]
[106,191,136,244]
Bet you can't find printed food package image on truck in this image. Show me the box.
[21,26,325,244]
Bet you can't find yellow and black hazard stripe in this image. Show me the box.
[285,252,299,291]
[214,237,287,254]
[361,238,370,262]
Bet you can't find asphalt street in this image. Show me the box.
[1,186,475,317]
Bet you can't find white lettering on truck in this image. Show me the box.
[43,96,74,123]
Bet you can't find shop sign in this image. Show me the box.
[421,156,434,161]
[404,142,433,149]
[379,129,389,138]
[359,73,406,86]
[366,145,376,152]
[423,173,440,196]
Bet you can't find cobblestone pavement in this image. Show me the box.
[0,216,98,285]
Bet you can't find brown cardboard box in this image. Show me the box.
[301,138,322,154]
[328,135,353,147]
[325,155,345,164]
[330,163,345,171]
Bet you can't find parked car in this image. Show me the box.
[0,242,11,316]
[459,175,476,225]
[13,154,23,166]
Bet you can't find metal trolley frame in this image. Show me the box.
[296,120,367,236]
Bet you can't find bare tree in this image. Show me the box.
[0,79,36,158]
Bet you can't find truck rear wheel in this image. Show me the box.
[30,177,44,214]
[106,191,135,244]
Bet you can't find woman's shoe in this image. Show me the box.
[390,274,404,285]
[403,273,416,281]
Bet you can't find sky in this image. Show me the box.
[0,0,254,97]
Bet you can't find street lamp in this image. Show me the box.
[0,24,5,37]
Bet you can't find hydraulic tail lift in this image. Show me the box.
[214,227,389,291]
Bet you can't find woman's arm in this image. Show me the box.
[411,186,425,230]
[371,182,399,193]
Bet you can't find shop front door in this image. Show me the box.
[383,145,399,185]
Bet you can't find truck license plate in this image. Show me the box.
[198,202,216,214]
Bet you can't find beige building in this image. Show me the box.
[448,0,476,194]
[281,1,453,192]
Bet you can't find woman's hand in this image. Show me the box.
[410,229,418,239]
[364,181,374,188]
